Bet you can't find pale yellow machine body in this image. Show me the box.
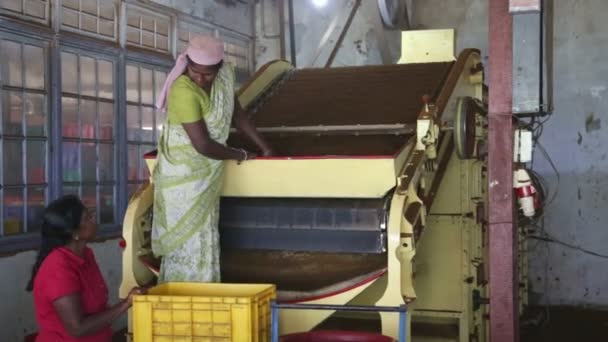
[120,30,521,341]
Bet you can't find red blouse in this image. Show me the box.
[33,246,112,342]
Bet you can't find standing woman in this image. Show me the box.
[28,195,145,341]
[152,35,273,283]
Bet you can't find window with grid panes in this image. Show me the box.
[126,63,166,198]
[0,0,49,24]
[125,4,171,53]
[61,0,117,41]
[60,51,116,226]
[0,38,48,237]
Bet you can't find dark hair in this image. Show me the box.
[186,55,224,71]
[26,195,86,291]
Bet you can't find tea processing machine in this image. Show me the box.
[120,30,525,341]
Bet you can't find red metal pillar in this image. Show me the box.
[488,0,518,342]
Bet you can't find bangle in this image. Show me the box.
[239,148,248,161]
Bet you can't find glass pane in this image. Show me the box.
[126,105,140,141]
[81,12,97,33]
[0,40,22,87]
[80,100,96,139]
[61,52,78,94]
[157,35,168,51]
[154,70,166,104]
[127,144,139,181]
[63,185,80,197]
[61,97,79,137]
[156,20,169,35]
[126,65,139,102]
[81,185,96,216]
[81,143,97,182]
[141,107,154,142]
[24,0,46,19]
[3,92,23,136]
[25,93,46,136]
[3,140,23,185]
[127,12,140,27]
[99,185,114,224]
[63,0,79,10]
[99,19,114,38]
[127,27,140,45]
[62,7,79,28]
[62,142,80,182]
[24,44,45,90]
[27,140,46,184]
[142,31,154,48]
[140,68,153,105]
[81,0,96,15]
[141,17,154,31]
[27,187,46,233]
[99,143,113,181]
[98,60,113,99]
[80,56,96,97]
[99,2,113,19]
[99,102,114,140]
[1,0,22,12]
[4,189,24,236]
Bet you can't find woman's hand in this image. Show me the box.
[126,287,148,305]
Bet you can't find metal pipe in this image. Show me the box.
[288,0,297,67]
[272,302,407,313]
[325,0,362,68]
[278,0,286,59]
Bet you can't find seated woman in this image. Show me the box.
[27,195,145,341]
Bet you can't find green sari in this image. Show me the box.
[151,64,234,282]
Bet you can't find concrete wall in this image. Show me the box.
[413,0,608,307]
[255,0,402,69]
[0,240,123,340]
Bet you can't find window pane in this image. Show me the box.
[3,92,23,136]
[81,185,96,215]
[63,186,80,197]
[4,189,24,236]
[100,185,114,224]
[81,143,97,182]
[62,7,79,28]
[27,140,46,184]
[3,140,23,185]
[80,100,96,139]
[98,60,113,99]
[127,144,139,181]
[142,30,154,48]
[81,12,97,33]
[62,142,80,182]
[141,68,153,105]
[61,97,79,137]
[99,2,113,19]
[27,187,46,233]
[24,0,47,19]
[126,65,139,102]
[154,71,166,104]
[126,105,140,141]
[25,93,46,137]
[99,102,114,140]
[63,0,79,10]
[141,107,154,142]
[61,52,78,94]
[127,27,140,45]
[99,19,114,38]
[1,0,22,12]
[80,56,96,97]
[24,44,45,90]
[99,143,113,181]
[0,40,22,87]
[81,0,96,15]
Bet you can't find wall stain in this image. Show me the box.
[585,112,601,133]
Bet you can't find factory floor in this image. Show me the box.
[112,306,608,342]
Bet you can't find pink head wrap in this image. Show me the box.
[156,35,225,111]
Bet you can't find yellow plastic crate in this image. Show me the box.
[133,282,276,342]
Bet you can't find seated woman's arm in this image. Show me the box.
[53,288,140,338]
